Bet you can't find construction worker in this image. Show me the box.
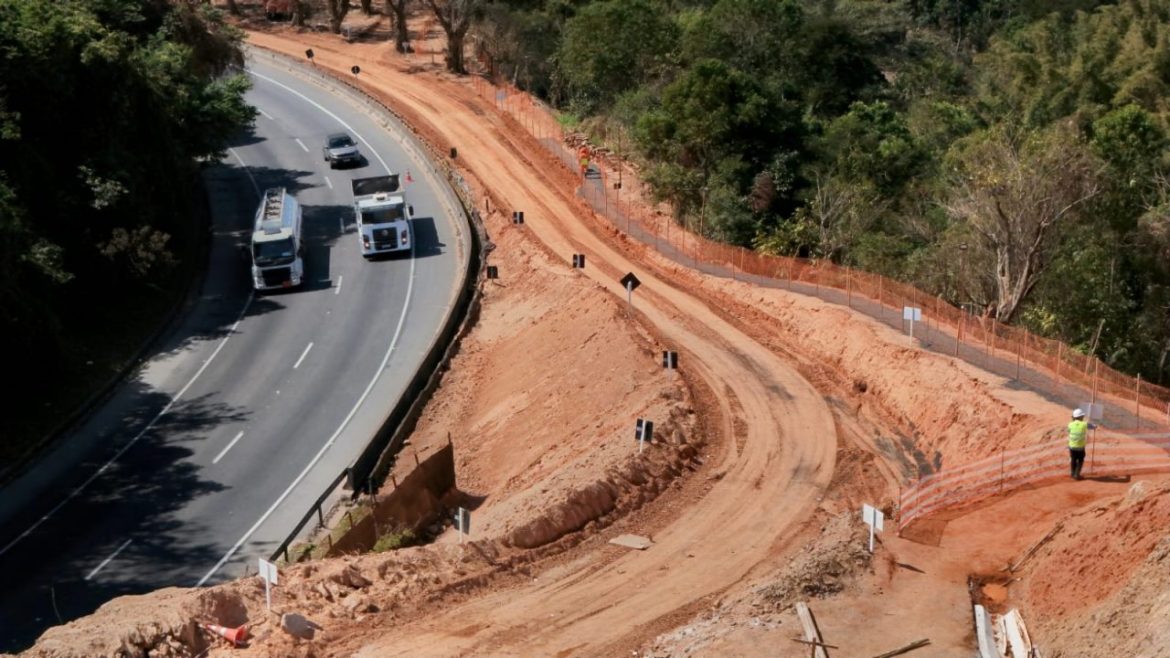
[1067,408,1096,480]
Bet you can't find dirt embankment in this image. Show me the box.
[12,9,1170,658]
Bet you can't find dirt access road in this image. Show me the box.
[248,24,840,656]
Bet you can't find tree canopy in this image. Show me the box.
[472,0,1170,383]
[0,0,253,447]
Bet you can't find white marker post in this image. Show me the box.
[1081,402,1104,475]
[862,504,884,553]
[455,507,470,544]
[258,558,278,611]
[903,306,922,343]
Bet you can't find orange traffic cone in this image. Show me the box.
[204,622,248,647]
[405,170,414,184]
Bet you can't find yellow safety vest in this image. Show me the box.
[1068,420,1089,449]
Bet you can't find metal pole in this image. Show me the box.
[627,280,633,310]
[847,268,852,308]
[1092,359,1099,405]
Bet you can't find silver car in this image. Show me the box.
[323,132,362,168]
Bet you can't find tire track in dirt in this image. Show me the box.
[248,32,838,656]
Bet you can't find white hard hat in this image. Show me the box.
[1072,408,1085,418]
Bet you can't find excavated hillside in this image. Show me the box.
[9,9,1170,658]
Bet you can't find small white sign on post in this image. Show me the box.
[902,306,923,342]
[1080,402,1104,420]
[862,503,884,553]
[258,558,278,611]
[454,507,470,544]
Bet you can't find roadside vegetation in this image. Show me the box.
[446,0,1170,383]
[0,0,255,470]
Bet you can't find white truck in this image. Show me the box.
[251,187,304,290]
[351,175,413,258]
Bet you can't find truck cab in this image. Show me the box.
[351,175,413,258]
[251,188,304,290]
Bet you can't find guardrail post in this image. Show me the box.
[316,504,324,526]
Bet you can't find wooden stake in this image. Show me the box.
[869,639,931,658]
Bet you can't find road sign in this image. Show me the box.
[486,265,498,279]
[635,418,654,453]
[572,254,585,268]
[662,351,678,369]
[902,306,923,342]
[454,507,470,543]
[1080,402,1104,420]
[258,558,278,610]
[350,65,361,76]
[512,210,524,224]
[305,49,315,60]
[620,272,641,308]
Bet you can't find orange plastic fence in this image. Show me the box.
[474,76,1170,428]
[898,432,1170,531]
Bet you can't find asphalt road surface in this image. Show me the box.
[0,54,468,651]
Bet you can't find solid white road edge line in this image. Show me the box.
[84,539,133,581]
[293,342,314,370]
[335,275,343,295]
[0,294,254,559]
[257,107,274,120]
[324,175,333,189]
[196,67,419,587]
[294,137,310,152]
[228,148,261,197]
[213,431,246,465]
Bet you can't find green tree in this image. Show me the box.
[635,59,802,234]
[943,125,1102,321]
[556,0,679,113]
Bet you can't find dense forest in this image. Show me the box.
[0,0,254,454]
[463,0,1170,382]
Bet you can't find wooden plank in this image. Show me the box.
[607,534,652,550]
[973,605,997,658]
[1003,609,1032,658]
[794,602,829,658]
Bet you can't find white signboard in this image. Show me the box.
[1080,402,1104,421]
[902,306,923,342]
[258,558,278,610]
[455,507,470,543]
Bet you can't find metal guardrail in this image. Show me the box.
[247,45,487,564]
[270,467,349,563]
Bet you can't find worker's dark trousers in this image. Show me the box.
[1069,448,1086,478]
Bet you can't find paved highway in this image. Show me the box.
[0,54,468,651]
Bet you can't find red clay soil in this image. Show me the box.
[10,10,1170,658]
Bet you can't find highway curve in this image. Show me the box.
[246,33,841,657]
[0,56,468,651]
